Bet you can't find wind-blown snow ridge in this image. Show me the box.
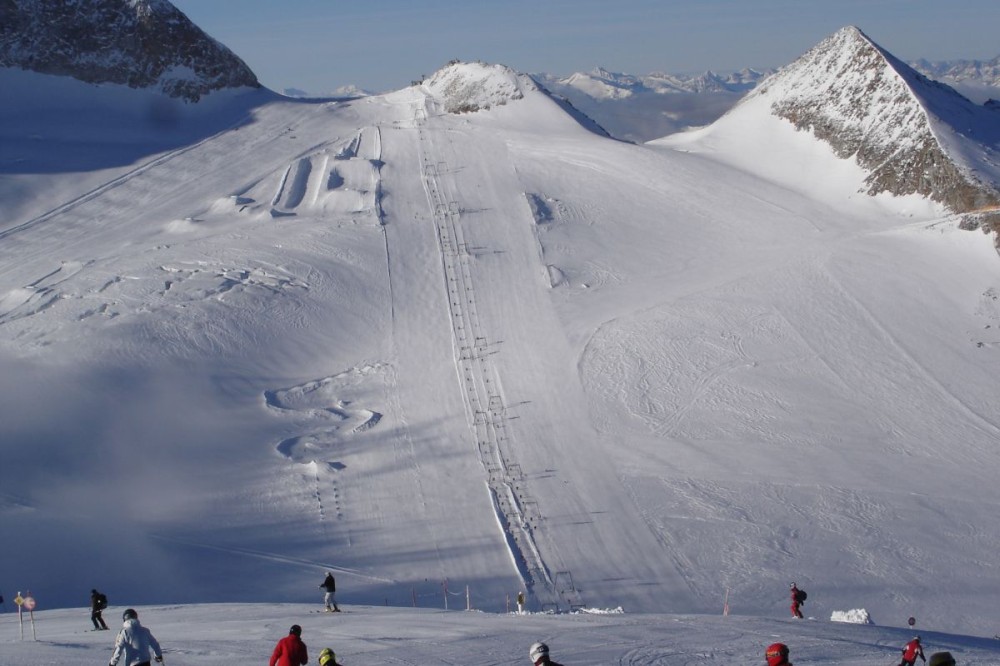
[752,26,1000,237]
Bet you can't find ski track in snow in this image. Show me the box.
[266,364,387,467]
[412,97,573,608]
[5,63,1000,631]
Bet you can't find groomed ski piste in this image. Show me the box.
[3,602,1000,665]
[2,55,1000,663]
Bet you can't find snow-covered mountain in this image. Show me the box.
[538,66,770,100]
[534,67,772,143]
[4,13,1000,645]
[422,60,536,114]
[0,0,259,101]
[743,27,1000,236]
[912,56,1000,89]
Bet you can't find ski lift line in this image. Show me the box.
[148,534,396,583]
[415,120,565,608]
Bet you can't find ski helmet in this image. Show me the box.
[122,608,138,621]
[529,642,549,662]
[766,642,790,666]
[319,647,336,666]
[289,624,302,636]
[913,636,921,642]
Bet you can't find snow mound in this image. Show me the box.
[422,61,535,114]
[574,606,626,615]
[831,609,874,624]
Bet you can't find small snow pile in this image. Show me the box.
[830,609,873,624]
[422,61,534,114]
[574,606,625,615]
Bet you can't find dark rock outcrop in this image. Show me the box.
[0,0,259,101]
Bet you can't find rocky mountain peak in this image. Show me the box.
[752,26,1000,236]
[421,60,535,114]
[0,0,260,102]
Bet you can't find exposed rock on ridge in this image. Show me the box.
[755,26,1000,237]
[0,0,259,101]
[421,61,534,114]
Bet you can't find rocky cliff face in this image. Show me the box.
[754,26,1000,237]
[0,0,259,101]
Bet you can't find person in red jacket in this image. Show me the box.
[766,642,792,666]
[900,636,926,666]
[270,625,308,666]
[789,582,805,618]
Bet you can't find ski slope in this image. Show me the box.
[2,63,1000,637]
[3,602,1000,666]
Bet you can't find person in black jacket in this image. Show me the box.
[90,588,109,630]
[320,572,340,612]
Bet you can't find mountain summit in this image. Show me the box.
[0,0,259,101]
[420,60,536,114]
[754,26,1000,236]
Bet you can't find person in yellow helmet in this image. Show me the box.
[318,647,342,666]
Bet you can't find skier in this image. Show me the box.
[109,608,163,666]
[928,653,955,666]
[318,647,342,666]
[900,636,926,666]
[91,588,110,630]
[789,582,805,618]
[516,590,526,614]
[270,625,308,666]
[529,641,563,666]
[766,642,792,666]
[320,572,340,612]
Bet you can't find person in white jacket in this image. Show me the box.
[109,608,163,666]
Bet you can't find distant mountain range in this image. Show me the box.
[912,55,1000,88]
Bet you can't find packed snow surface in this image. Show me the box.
[2,60,1000,647]
[2,603,999,666]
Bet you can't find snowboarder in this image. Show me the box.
[529,641,563,666]
[318,647,341,666]
[91,588,109,630]
[270,624,308,666]
[928,653,955,666]
[516,590,526,614]
[766,642,792,666]
[109,608,163,666]
[900,636,926,666]
[789,582,805,618]
[320,572,340,612]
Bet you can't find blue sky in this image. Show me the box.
[170,0,1000,93]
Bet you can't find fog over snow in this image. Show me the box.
[2,49,1000,665]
